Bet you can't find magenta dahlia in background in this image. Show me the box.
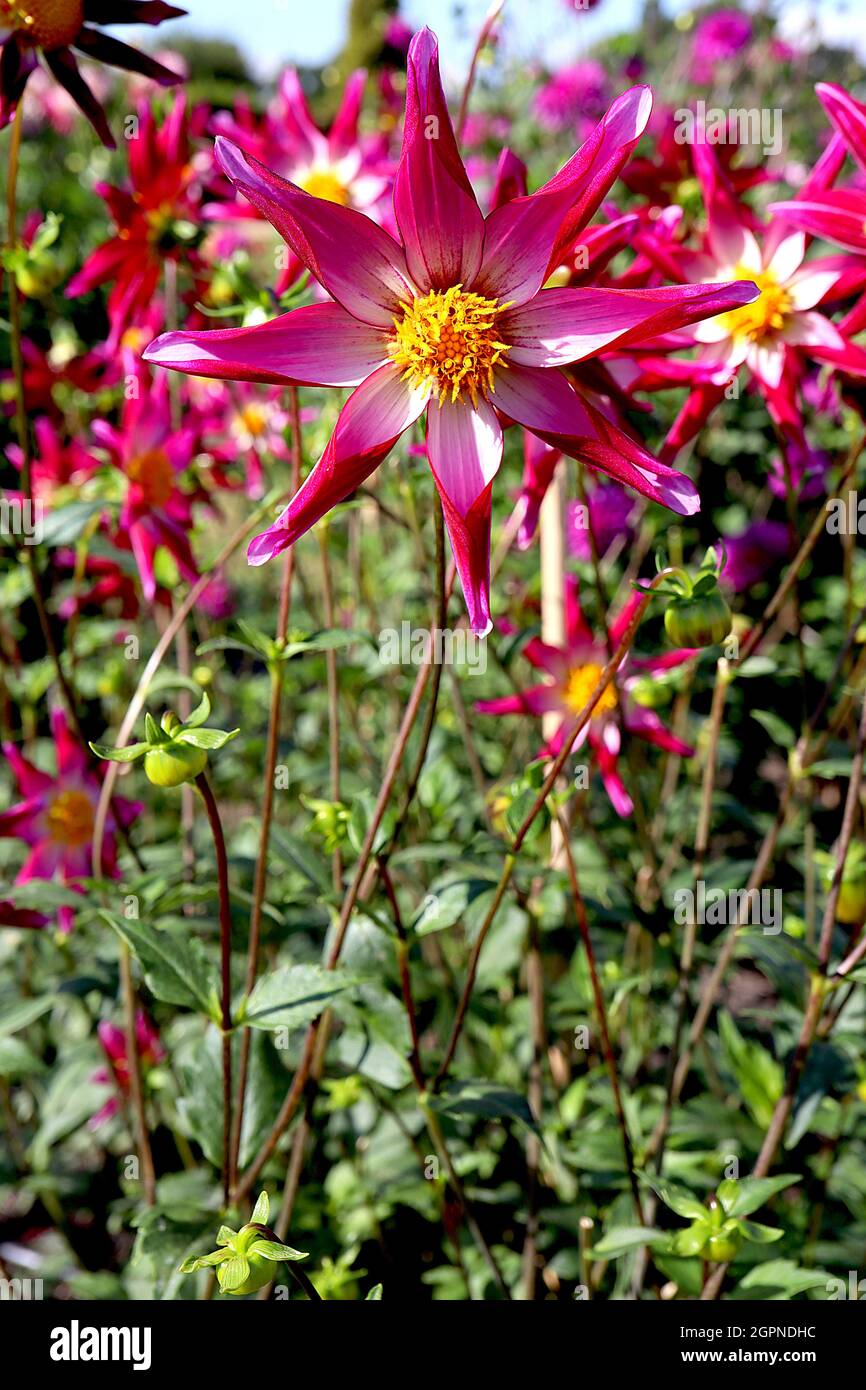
[771,84,866,269]
[145,28,758,635]
[65,94,205,346]
[477,579,695,817]
[90,1012,165,1129]
[720,520,790,591]
[689,9,752,84]
[0,0,185,146]
[532,60,609,133]
[0,709,140,931]
[94,367,199,602]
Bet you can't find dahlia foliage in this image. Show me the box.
[2,1,866,1316]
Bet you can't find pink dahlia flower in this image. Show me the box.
[90,1011,165,1128]
[0,709,140,931]
[477,580,696,817]
[144,29,758,635]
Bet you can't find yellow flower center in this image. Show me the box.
[717,265,793,344]
[298,169,350,205]
[126,449,174,508]
[234,403,267,438]
[562,663,617,717]
[46,789,94,848]
[390,285,511,405]
[1,0,83,48]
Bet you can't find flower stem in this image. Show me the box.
[435,571,675,1086]
[194,772,234,1206]
[229,388,302,1188]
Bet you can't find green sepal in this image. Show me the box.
[176,727,239,750]
[250,1191,269,1225]
[180,1248,231,1273]
[248,1239,308,1263]
[215,1225,238,1248]
[185,690,212,728]
[218,1255,251,1292]
[89,741,150,763]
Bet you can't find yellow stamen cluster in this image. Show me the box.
[298,169,350,206]
[390,285,511,405]
[126,449,174,508]
[46,789,94,848]
[1,0,83,48]
[562,663,617,717]
[717,265,793,344]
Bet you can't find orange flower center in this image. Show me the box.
[1,0,83,48]
[391,285,511,405]
[717,265,793,344]
[562,663,617,717]
[298,168,350,205]
[126,448,174,508]
[46,789,94,848]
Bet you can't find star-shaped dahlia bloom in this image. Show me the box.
[144,28,758,635]
[0,2,186,146]
[477,580,695,818]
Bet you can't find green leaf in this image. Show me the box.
[250,1191,269,1226]
[176,727,239,750]
[735,1260,831,1297]
[718,1012,783,1129]
[0,994,56,1036]
[40,499,106,547]
[366,1284,383,1300]
[736,1219,784,1244]
[248,1239,307,1262]
[717,1173,798,1218]
[431,1079,538,1133]
[752,709,795,750]
[89,741,150,763]
[590,1226,669,1258]
[640,1174,708,1220]
[101,913,218,1015]
[242,965,355,1031]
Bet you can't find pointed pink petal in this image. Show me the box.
[477,683,561,718]
[144,303,389,387]
[500,282,759,367]
[477,88,652,305]
[329,69,367,158]
[626,707,694,757]
[425,396,503,635]
[768,193,866,256]
[215,137,416,327]
[394,28,484,291]
[816,82,866,176]
[248,364,428,563]
[490,364,699,516]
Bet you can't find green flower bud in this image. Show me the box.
[818,842,866,925]
[657,546,732,649]
[705,1230,742,1263]
[90,688,239,789]
[143,742,208,788]
[179,1191,308,1297]
[664,589,732,648]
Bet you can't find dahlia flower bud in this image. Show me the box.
[90,690,238,788]
[179,1190,307,1296]
[658,547,733,648]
